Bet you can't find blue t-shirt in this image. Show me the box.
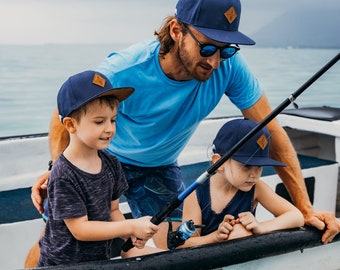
[38,151,128,266]
[98,40,262,166]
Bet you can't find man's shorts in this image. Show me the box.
[121,162,185,220]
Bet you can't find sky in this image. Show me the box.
[0,0,338,45]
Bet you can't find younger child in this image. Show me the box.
[37,70,159,266]
[180,118,304,247]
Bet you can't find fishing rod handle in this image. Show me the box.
[121,197,182,252]
[121,238,134,252]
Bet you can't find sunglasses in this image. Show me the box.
[184,25,240,60]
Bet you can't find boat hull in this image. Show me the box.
[1,107,340,269]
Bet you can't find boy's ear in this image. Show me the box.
[62,117,77,134]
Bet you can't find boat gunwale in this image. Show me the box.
[35,226,340,270]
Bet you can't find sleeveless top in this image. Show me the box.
[196,179,256,236]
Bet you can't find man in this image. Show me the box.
[31,0,338,253]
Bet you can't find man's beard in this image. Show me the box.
[176,41,213,82]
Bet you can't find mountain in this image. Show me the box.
[251,6,340,48]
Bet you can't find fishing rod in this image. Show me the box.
[122,52,340,252]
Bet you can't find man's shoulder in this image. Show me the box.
[125,39,159,54]
[105,40,158,64]
[97,40,159,77]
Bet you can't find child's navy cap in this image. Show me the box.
[212,119,286,167]
[175,0,255,45]
[57,70,134,122]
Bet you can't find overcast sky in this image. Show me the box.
[0,0,338,45]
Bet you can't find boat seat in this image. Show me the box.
[282,106,340,121]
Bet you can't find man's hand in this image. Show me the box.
[304,210,340,244]
[31,171,50,214]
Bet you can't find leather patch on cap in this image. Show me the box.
[257,134,268,150]
[224,6,237,24]
[92,73,106,87]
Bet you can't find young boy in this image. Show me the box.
[37,70,159,266]
[180,118,304,247]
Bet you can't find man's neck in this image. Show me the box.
[158,52,193,81]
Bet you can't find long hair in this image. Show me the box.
[154,16,187,56]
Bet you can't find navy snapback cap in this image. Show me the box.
[57,70,134,122]
[175,0,255,45]
[212,119,285,167]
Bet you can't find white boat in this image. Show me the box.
[0,106,340,270]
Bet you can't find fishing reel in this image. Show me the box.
[166,218,205,250]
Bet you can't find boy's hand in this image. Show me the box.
[132,216,159,240]
[130,236,148,249]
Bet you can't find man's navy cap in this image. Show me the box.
[57,70,134,122]
[212,119,285,167]
[175,0,255,45]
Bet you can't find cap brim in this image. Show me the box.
[233,156,286,167]
[192,26,255,45]
[99,87,134,102]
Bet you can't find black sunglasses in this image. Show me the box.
[184,25,240,60]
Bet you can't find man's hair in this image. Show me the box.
[154,16,187,56]
[69,95,119,123]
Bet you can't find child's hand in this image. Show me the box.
[130,236,148,249]
[238,212,261,234]
[131,216,159,240]
[215,215,235,242]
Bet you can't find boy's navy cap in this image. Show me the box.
[175,0,255,45]
[212,119,285,167]
[57,70,134,122]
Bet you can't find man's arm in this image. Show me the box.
[242,93,339,243]
[48,108,70,161]
[242,94,313,216]
[31,108,70,213]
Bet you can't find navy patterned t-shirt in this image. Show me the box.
[38,151,128,266]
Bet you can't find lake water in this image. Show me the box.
[0,44,339,137]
